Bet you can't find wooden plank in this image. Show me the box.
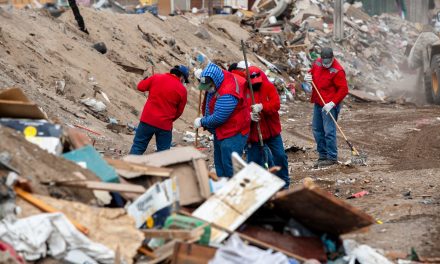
[273,184,375,235]
[46,180,147,194]
[240,225,327,262]
[0,88,47,119]
[192,158,211,199]
[106,158,173,178]
[141,228,204,240]
[171,242,217,264]
[192,163,284,243]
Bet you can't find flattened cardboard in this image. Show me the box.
[192,163,284,243]
[273,184,375,235]
[123,147,206,167]
[0,88,47,119]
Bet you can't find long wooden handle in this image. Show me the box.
[15,187,90,235]
[241,40,268,168]
[195,90,202,147]
[310,81,360,155]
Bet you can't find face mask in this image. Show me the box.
[322,58,334,69]
[208,86,216,93]
[252,83,262,91]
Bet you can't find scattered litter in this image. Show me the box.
[80,98,107,112]
[0,213,114,263]
[348,190,369,199]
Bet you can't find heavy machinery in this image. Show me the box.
[408,32,440,104]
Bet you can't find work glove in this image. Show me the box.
[251,103,263,114]
[250,112,260,122]
[194,117,202,129]
[304,73,313,84]
[322,101,336,114]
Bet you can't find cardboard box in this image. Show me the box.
[124,147,210,206]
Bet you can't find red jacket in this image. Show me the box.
[310,58,348,106]
[137,73,187,131]
[204,70,250,140]
[246,67,282,143]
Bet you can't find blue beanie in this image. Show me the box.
[201,63,224,89]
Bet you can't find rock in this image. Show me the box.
[92,42,107,54]
[194,27,210,40]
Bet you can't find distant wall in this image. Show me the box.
[358,0,431,24]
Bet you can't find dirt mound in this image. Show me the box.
[0,7,255,155]
[0,126,98,202]
[392,124,440,171]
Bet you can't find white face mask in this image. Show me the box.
[208,86,216,93]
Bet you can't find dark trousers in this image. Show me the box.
[129,122,172,155]
[213,133,248,178]
[312,104,340,161]
[247,134,290,188]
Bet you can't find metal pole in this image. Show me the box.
[333,0,343,41]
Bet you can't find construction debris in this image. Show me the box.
[0,0,438,263]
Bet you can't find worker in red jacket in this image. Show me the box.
[194,63,250,178]
[304,47,348,168]
[245,66,290,188]
[129,65,189,154]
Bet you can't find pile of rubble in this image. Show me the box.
[241,0,422,101]
[0,87,407,264]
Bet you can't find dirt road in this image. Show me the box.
[282,96,440,257]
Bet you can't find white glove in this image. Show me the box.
[304,73,313,84]
[250,112,260,122]
[194,117,202,129]
[322,101,335,114]
[251,103,263,113]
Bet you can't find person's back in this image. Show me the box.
[139,73,187,131]
[130,65,189,155]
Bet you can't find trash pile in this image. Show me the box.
[241,0,422,102]
[1,86,420,264]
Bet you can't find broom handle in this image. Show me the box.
[310,81,360,155]
[195,90,202,147]
[241,40,269,168]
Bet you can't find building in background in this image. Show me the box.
[358,0,440,25]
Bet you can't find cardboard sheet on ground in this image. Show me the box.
[0,88,47,119]
[123,147,210,206]
[192,163,285,243]
[273,184,375,235]
[123,146,206,167]
[17,195,144,264]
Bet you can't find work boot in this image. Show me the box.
[313,159,338,168]
[313,159,327,169]
[319,159,338,167]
